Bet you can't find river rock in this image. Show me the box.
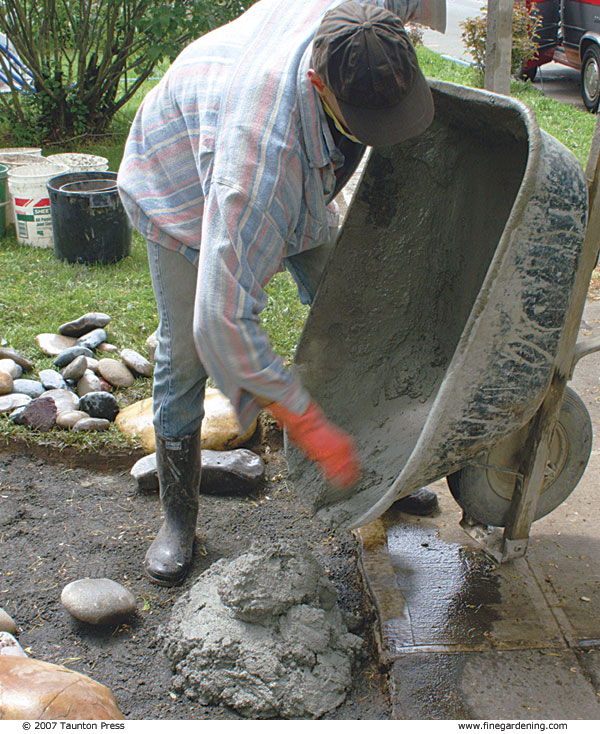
[38,369,68,391]
[120,348,153,377]
[130,449,264,494]
[0,370,13,395]
[58,312,111,338]
[19,396,57,431]
[75,328,107,350]
[85,357,99,372]
[61,355,88,381]
[77,370,103,396]
[44,388,80,413]
[97,342,119,354]
[56,410,90,428]
[115,388,256,453]
[0,359,21,379]
[0,657,124,719]
[0,394,31,414]
[159,543,363,718]
[97,358,134,388]
[0,347,33,372]
[0,609,18,635]
[36,333,77,356]
[11,379,45,398]
[79,391,119,421]
[54,346,94,368]
[73,417,110,432]
[0,632,26,657]
[61,578,136,626]
[146,331,158,361]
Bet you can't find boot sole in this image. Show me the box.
[143,564,188,587]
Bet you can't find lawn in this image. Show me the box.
[0,46,598,453]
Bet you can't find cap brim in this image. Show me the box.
[338,71,434,147]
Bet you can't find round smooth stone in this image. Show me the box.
[77,371,103,397]
[97,358,134,388]
[0,608,18,635]
[11,379,45,398]
[58,312,111,338]
[0,347,33,372]
[61,355,88,382]
[120,349,153,377]
[78,391,119,421]
[56,410,90,428]
[0,359,22,379]
[0,394,32,414]
[75,328,107,350]
[0,370,13,395]
[73,417,110,432]
[19,396,57,431]
[54,346,94,369]
[60,578,136,626]
[38,369,68,391]
[44,389,80,413]
[36,333,77,356]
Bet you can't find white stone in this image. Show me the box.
[0,359,20,379]
[44,389,79,413]
[0,394,31,414]
[77,370,103,397]
[56,410,90,428]
[36,333,77,356]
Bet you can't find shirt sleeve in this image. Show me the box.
[194,179,311,431]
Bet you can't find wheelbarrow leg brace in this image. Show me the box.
[144,429,201,586]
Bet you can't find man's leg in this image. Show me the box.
[287,230,439,516]
[144,242,206,586]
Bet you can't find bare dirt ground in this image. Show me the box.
[0,426,391,720]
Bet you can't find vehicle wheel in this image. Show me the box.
[581,45,600,112]
[447,387,592,527]
[519,65,537,82]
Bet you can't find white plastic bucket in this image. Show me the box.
[8,162,68,247]
[0,155,46,224]
[47,153,109,173]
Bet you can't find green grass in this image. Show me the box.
[0,48,597,452]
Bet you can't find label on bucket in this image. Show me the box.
[14,196,52,240]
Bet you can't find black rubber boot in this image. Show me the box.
[394,486,439,516]
[144,429,201,586]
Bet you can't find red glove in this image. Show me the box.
[268,400,361,489]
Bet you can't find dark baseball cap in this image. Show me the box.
[312,0,434,146]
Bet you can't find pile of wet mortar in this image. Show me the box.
[160,543,364,718]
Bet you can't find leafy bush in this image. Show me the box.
[461,1,541,79]
[0,1,257,143]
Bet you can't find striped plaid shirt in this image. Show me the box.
[118,0,418,430]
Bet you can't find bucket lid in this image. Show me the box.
[48,153,109,167]
[8,162,69,180]
[0,153,45,168]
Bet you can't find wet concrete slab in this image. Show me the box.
[357,300,600,719]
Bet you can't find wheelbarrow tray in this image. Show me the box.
[287,81,588,530]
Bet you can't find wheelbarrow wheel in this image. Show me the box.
[447,387,592,527]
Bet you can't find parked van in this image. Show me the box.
[525,0,600,111]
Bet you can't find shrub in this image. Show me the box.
[0,1,257,143]
[461,1,541,79]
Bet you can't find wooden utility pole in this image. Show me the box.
[484,0,513,95]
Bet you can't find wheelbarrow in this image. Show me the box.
[286,80,600,563]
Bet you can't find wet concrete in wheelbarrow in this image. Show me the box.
[356,299,600,719]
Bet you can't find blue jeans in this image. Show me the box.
[146,232,336,439]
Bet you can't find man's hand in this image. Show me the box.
[267,400,361,489]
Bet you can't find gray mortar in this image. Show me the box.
[159,542,364,718]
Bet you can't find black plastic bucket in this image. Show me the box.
[47,171,131,264]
